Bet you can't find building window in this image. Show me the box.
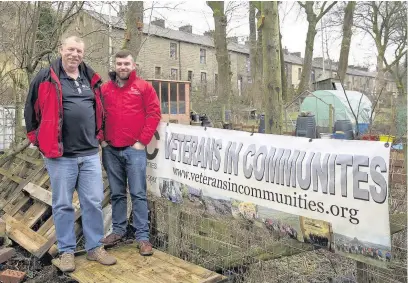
[201,72,207,83]
[170,43,177,59]
[155,67,161,78]
[214,74,218,91]
[171,68,178,80]
[237,76,242,96]
[298,68,302,80]
[187,71,193,82]
[246,56,250,73]
[200,49,206,64]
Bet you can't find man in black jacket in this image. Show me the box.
[24,35,116,272]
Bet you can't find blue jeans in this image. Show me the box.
[44,153,104,253]
[102,146,149,241]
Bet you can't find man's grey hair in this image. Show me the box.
[61,35,85,47]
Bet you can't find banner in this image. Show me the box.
[145,122,392,266]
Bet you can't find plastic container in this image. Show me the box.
[295,115,317,139]
[357,123,369,135]
[320,133,332,139]
[379,135,395,143]
[334,120,354,140]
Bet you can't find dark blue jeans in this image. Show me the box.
[102,146,149,241]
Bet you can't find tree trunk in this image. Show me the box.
[261,2,282,134]
[249,2,256,82]
[123,1,144,59]
[298,15,317,94]
[207,1,231,108]
[375,52,385,99]
[338,1,356,83]
[248,2,257,105]
[254,9,263,109]
[279,18,287,103]
[298,2,337,94]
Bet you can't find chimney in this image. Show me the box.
[151,18,165,28]
[290,52,301,57]
[284,47,289,55]
[227,36,238,43]
[179,24,192,33]
[204,30,214,37]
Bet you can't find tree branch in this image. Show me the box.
[316,1,338,22]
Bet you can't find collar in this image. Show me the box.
[60,64,82,80]
[108,70,137,87]
[50,57,101,88]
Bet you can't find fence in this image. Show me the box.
[0,105,16,152]
[144,110,406,283]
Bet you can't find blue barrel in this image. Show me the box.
[357,123,369,135]
[333,120,354,140]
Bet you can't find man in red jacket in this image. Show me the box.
[24,36,116,272]
[100,50,161,256]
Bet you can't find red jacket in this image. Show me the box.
[101,70,161,147]
[24,58,104,158]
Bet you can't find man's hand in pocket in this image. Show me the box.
[133,141,145,150]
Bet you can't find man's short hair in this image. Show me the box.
[115,50,134,60]
[61,35,84,47]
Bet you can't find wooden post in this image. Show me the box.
[148,200,157,245]
[329,104,334,133]
[356,261,374,283]
[167,202,181,257]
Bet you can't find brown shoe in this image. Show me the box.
[87,246,117,265]
[58,252,75,272]
[100,233,123,247]
[138,240,153,256]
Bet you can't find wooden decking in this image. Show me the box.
[52,243,227,283]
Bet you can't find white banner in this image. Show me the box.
[146,122,392,265]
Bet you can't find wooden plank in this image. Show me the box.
[52,243,226,283]
[167,202,181,257]
[200,274,225,283]
[3,214,56,258]
[16,153,42,165]
[20,201,49,228]
[189,233,242,255]
[390,213,407,235]
[153,249,221,280]
[0,168,23,184]
[0,164,44,210]
[23,182,52,206]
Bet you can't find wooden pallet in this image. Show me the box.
[0,146,111,258]
[52,242,227,283]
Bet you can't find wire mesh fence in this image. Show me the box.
[145,100,407,283]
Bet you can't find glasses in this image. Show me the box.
[74,80,82,94]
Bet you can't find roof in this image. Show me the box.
[85,10,379,79]
[85,10,249,55]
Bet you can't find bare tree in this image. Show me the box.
[297,1,337,94]
[123,1,144,59]
[259,2,282,134]
[249,2,256,82]
[354,1,407,94]
[0,2,84,143]
[337,1,356,83]
[207,1,232,108]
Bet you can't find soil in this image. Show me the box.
[0,222,138,283]
[0,244,77,283]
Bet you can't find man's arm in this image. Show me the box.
[24,70,45,146]
[138,82,161,146]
